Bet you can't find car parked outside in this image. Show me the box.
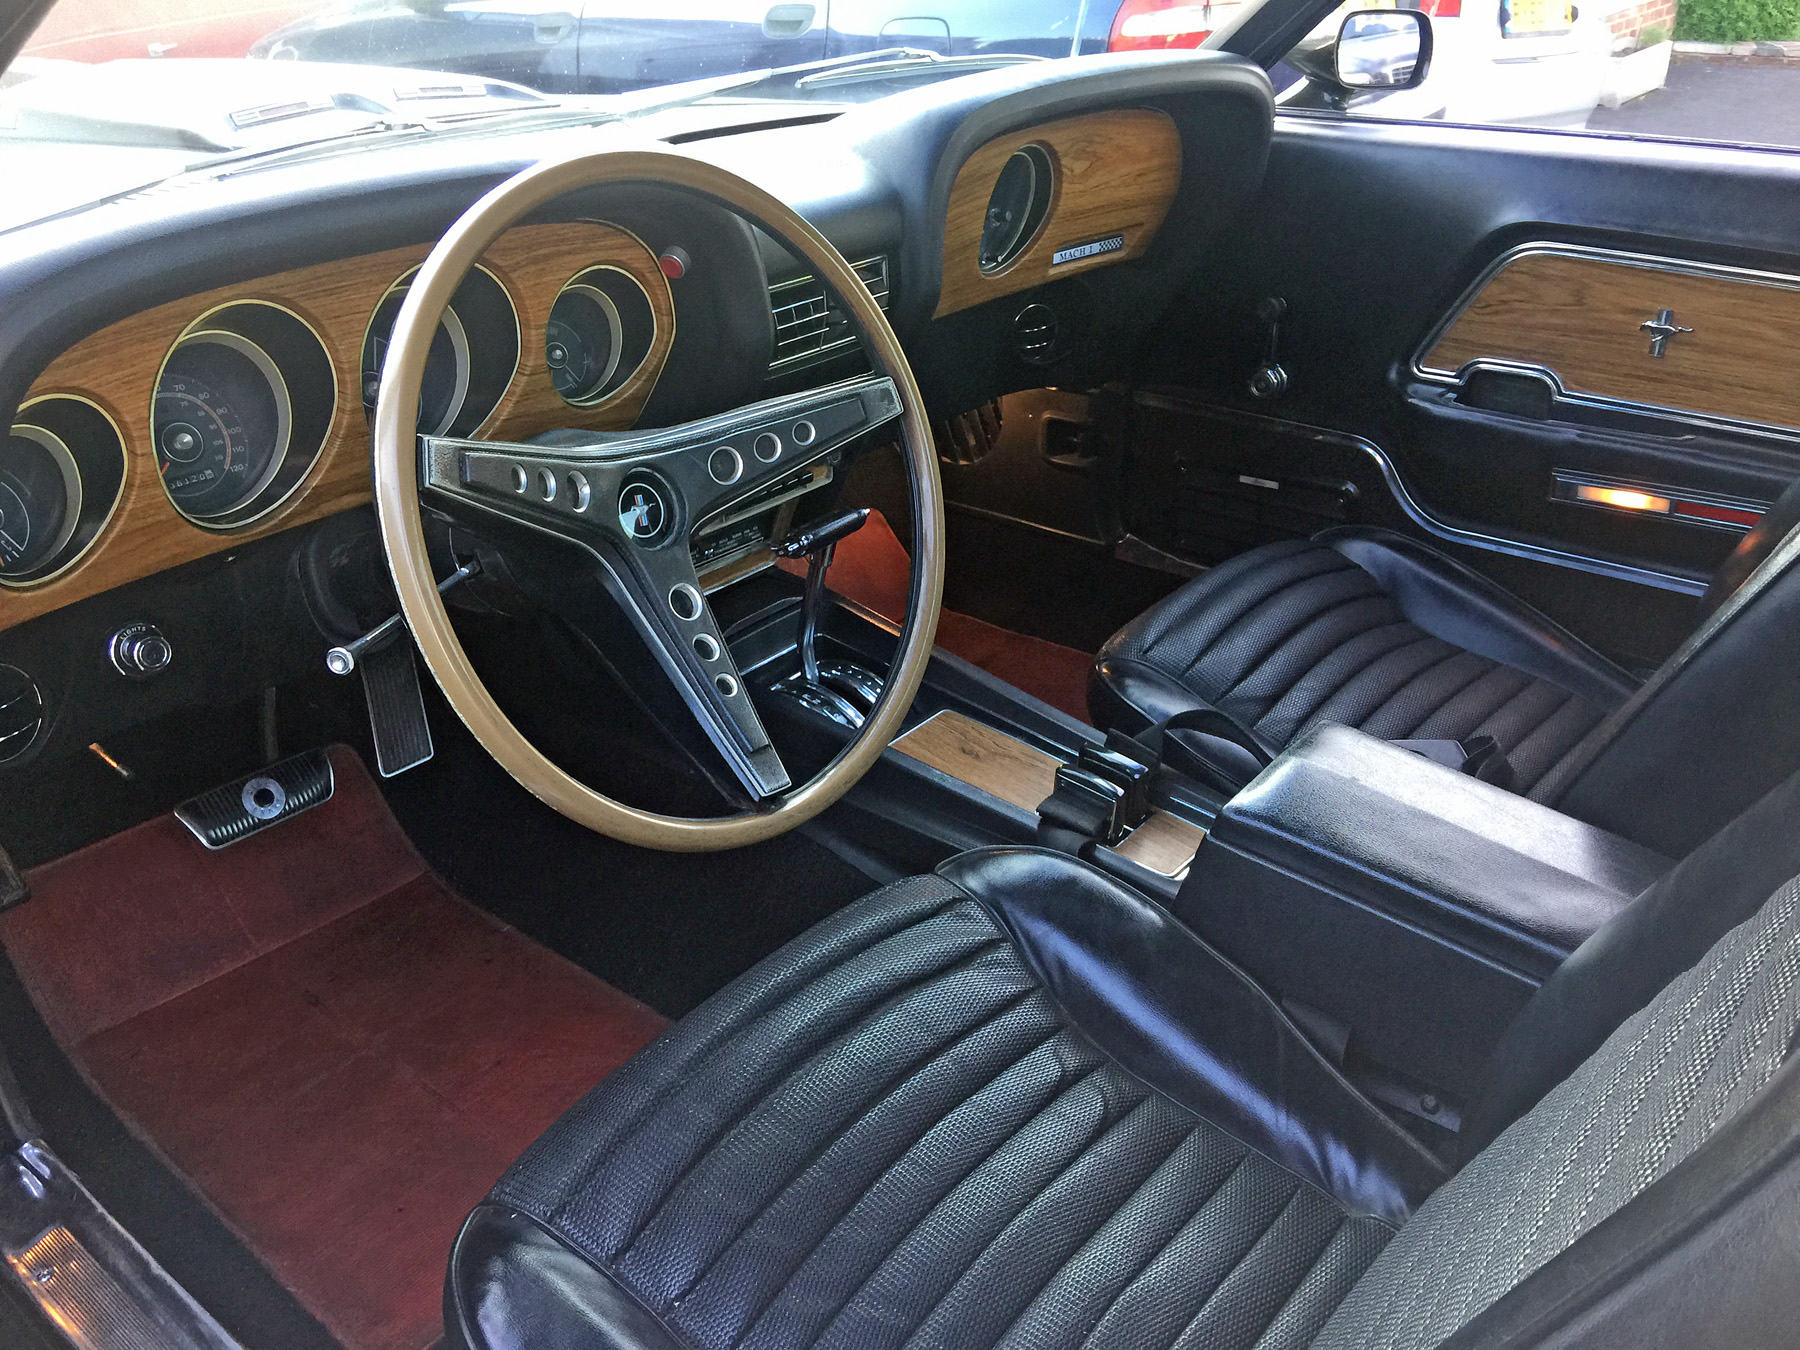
[1282,0,1612,127]
[241,0,1241,94]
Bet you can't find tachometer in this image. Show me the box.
[362,265,517,437]
[0,426,81,579]
[153,331,291,522]
[362,289,470,436]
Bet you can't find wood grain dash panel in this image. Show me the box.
[935,109,1181,319]
[1422,250,1800,431]
[892,710,1059,813]
[2,221,673,634]
[1112,812,1206,878]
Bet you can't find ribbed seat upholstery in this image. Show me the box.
[463,871,1404,1350]
[1090,530,1636,796]
[448,791,1800,1349]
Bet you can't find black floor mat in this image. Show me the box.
[380,695,880,1018]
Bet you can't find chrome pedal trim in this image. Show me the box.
[174,748,334,850]
[0,1142,241,1350]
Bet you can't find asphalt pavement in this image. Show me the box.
[1587,57,1800,148]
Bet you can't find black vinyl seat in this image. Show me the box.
[447,770,1800,1350]
[1091,492,1800,856]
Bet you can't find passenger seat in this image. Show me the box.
[1091,484,1800,856]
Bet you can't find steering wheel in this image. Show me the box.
[372,148,944,851]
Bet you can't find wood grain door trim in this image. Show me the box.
[1,221,673,634]
[1416,243,1800,439]
[934,108,1182,320]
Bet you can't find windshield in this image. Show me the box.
[0,0,1260,229]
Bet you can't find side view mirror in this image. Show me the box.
[1333,9,1432,90]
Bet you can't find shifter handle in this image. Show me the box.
[777,508,869,686]
[775,507,870,559]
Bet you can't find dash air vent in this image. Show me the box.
[1014,303,1060,364]
[0,665,43,764]
[769,256,889,372]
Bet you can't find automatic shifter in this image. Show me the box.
[773,507,885,727]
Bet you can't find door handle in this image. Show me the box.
[763,4,816,37]
[534,11,576,43]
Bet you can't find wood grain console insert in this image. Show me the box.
[893,710,1060,813]
[935,109,1182,319]
[892,709,1207,876]
[1422,249,1800,432]
[3,221,673,633]
[1112,811,1206,879]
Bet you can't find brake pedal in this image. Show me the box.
[175,748,335,850]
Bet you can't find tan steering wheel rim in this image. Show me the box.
[373,145,943,851]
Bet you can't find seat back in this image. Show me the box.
[1307,777,1800,1348]
[1532,518,1800,856]
[1698,474,1800,619]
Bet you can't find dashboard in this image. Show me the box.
[0,51,1272,771]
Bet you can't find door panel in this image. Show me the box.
[1129,114,1800,669]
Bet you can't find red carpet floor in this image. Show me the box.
[1,748,667,1350]
[791,510,1096,723]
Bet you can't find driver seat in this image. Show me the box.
[445,774,1800,1350]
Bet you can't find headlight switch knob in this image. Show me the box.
[109,622,173,679]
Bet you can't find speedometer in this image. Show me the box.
[153,331,290,522]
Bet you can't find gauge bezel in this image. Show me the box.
[363,263,518,438]
[547,281,624,405]
[162,328,295,516]
[151,299,338,531]
[0,395,127,590]
[978,143,1057,277]
[549,263,658,409]
[3,425,83,575]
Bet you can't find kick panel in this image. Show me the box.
[1420,246,1800,434]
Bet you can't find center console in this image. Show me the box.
[1174,724,1672,1116]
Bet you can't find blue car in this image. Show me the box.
[248,0,1236,95]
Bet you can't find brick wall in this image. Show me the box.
[1606,0,1678,38]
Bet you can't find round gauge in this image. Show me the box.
[547,266,656,408]
[154,332,291,521]
[980,144,1054,275]
[546,284,622,403]
[0,426,81,579]
[362,288,471,437]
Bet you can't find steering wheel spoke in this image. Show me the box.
[603,535,791,801]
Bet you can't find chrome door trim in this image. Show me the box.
[1137,396,1709,597]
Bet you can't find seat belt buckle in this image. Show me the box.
[1077,742,1153,829]
[1037,765,1127,848]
